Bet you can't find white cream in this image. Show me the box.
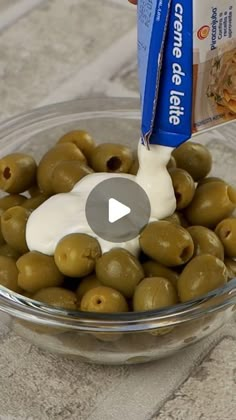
[26,173,140,256]
[136,143,176,219]
[26,142,176,256]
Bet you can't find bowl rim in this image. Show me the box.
[0,281,236,332]
[0,97,236,333]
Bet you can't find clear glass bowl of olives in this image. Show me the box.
[0,97,236,365]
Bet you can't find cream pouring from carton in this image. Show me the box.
[138,0,236,147]
[25,0,235,256]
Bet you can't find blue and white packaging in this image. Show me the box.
[137,0,172,145]
[138,0,236,148]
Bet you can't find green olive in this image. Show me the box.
[0,244,21,259]
[0,153,37,193]
[129,157,139,175]
[163,212,181,225]
[96,248,144,298]
[185,182,236,228]
[188,226,224,260]
[142,261,179,288]
[37,143,87,194]
[81,286,128,313]
[57,130,96,161]
[224,258,236,280]
[139,221,194,267]
[172,141,212,181]
[90,143,133,173]
[17,251,64,293]
[0,255,20,292]
[133,277,178,311]
[54,233,101,278]
[22,194,49,211]
[178,255,228,302]
[0,194,26,210]
[163,212,189,227]
[169,168,195,210]
[51,160,93,193]
[198,176,225,187]
[215,218,236,258]
[1,206,30,254]
[76,275,102,301]
[21,290,33,298]
[28,185,42,198]
[33,287,78,310]
[167,156,177,171]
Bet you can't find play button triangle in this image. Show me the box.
[85,177,151,243]
[108,198,131,224]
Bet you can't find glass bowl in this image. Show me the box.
[0,97,236,365]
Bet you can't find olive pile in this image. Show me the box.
[0,130,235,314]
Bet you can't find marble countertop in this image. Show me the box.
[0,1,236,419]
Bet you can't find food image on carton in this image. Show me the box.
[192,0,235,132]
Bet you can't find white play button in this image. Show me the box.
[85,177,151,243]
[108,198,131,224]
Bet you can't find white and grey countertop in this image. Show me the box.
[0,1,236,419]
